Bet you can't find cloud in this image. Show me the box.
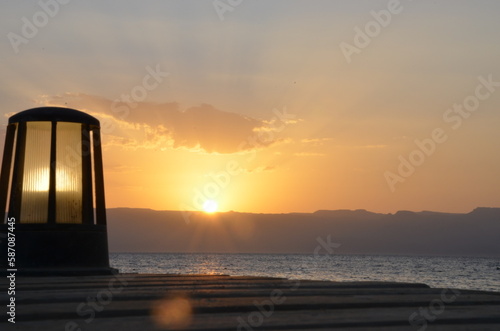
[349,144,387,149]
[242,166,276,173]
[301,138,333,143]
[300,138,333,146]
[39,93,294,154]
[294,152,326,157]
[299,138,387,150]
[105,164,143,174]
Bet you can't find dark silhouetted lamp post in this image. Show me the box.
[0,107,115,275]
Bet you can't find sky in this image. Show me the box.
[1,0,499,214]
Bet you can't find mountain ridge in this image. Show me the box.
[106,207,500,257]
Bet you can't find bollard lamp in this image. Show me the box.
[0,107,116,275]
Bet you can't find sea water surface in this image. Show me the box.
[110,253,500,293]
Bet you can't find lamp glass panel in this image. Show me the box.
[56,122,82,224]
[4,124,18,223]
[20,122,51,223]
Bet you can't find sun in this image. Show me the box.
[202,200,218,213]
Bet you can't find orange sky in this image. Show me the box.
[1,1,499,214]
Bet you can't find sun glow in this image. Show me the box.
[203,200,218,213]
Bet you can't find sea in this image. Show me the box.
[110,253,500,293]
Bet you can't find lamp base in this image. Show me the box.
[0,267,119,277]
[0,224,115,276]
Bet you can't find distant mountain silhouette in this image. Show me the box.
[107,207,500,257]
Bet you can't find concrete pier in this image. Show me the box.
[1,273,500,330]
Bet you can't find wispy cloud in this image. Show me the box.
[332,144,388,149]
[242,165,277,173]
[301,138,333,143]
[351,144,387,149]
[39,93,295,154]
[294,152,327,157]
[300,138,333,146]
